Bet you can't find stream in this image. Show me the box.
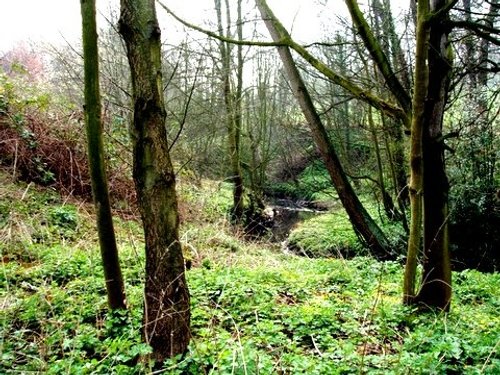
[264,199,328,242]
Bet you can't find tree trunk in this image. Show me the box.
[234,0,245,216]
[367,105,396,221]
[346,0,412,113]
[356,35,404,224]
[415,0,452,311]
[477,0,497,86]
[215,0,245,222]
[381,115,409,231]
[370,0,410,204]
[80,0,126,310]
[257,0,392,259]
[403,0,429,304]
[118,0,190,361]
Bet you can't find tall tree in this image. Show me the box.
[347,0,452,309]
[256,0,393,259]
[118,0,190,362]
[402,0,429,304]
[347,0,456,309]
[370,0,410,208]
[415,0,453,310]
[80,0,126,310]
[256,0,455,309]
[215,0,245,222]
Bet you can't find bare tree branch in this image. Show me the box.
[345,0,412,113]
[157,0,286,47]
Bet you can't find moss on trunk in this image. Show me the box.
[119,0,190,362]
[80,0,126,311]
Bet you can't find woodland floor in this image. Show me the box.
[0,170,499,374]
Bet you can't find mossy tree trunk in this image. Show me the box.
[415,0,452,310]
[403,0,429,304]
[118,0,190,362]
[367,105,396,221]
[346,0,452,309]
[80,0,126,310]
[355,39,404,225]
[346,0,412,114]
[370,0,410,206]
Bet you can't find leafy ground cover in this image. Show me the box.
[1,171,498,374]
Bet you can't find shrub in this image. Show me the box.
[449,184,499,272]
[0,69,135,207]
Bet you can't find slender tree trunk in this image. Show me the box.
[346,0,412,113]
[463,0,476,86]
[390,120,409,204]
[118,0,190,361]
[370,0,410,204]
[415,0,452,310]
[357,41,403,223]
[367,105,395,220]
[381,115,409,225]
[257,0,392,259]
[376,0,413,92]
[477,0,497,86]
[332,38,352,164]
[215,0,245,221]
[403,0,429,304]
[233,0,245,218]
[80,0,126,310]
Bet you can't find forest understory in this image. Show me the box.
[1,0,499,372]
[1,169,498,374]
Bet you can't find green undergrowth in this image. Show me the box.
[1,172,499,374]
[266,160,334,202]
[288,213,364,258]
[287,201,407,259]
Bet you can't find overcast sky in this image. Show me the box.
[0,0,409,52]
[0,0,409,53]
[1,0,80,51]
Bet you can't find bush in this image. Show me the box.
[265,160,334,202]
[449,184,499,271]
[0,69,135,207]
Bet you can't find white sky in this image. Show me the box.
[0,0,410,53]
[0,0,110,51]
[0,0,409,52]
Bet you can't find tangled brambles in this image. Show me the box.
[0,82,136,214]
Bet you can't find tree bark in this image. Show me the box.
[367,105,396,221]
[80,0,126,310]
[215,0,245,221]
[415,0,452,311]
[257,0,393,259]
[403,0,429,304]
[118,0,190,361]
[371,0,410,204]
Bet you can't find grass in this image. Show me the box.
[1,171,499,374]
[287,199,407,259]
[287,213,365,258]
